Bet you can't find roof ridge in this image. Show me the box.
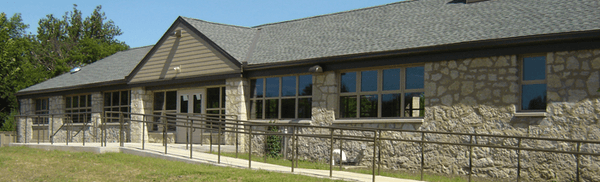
[252,0,416,28]
[180,16,254,29]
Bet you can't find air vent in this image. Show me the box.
[70,67,81,74]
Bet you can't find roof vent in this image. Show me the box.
[70,67,81,74]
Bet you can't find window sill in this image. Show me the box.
[333,118,424,124]
[248,119,312,125]
[514,112,547,117]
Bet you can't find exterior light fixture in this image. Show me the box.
[309,65,323,73]
[170,30,182,38]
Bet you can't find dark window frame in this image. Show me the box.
[65,94,92,123]
[34,98,49,124]
[339,66,425,119]
[519,54,547,111]
[250,74,313,120]
[152,90,177,131]
[103,90,131,122]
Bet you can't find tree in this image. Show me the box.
[0,5,129,130]
[0,12,39,130]
[31,4,129,77]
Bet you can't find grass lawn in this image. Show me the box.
[0,146,344,182]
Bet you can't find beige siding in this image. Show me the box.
[129,24,239,83]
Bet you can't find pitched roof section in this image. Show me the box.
[18,46,153,94]
[180,17,256,63]
[185,0,600,65]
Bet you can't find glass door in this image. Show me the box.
[176,89,205,143]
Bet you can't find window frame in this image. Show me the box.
[152,90,177,131]
[519,54,547,112]
[249,74,313,120]
[65,94,92,123]
[103,90,131,123]
[338,65,425,119]
[34,98,49,124]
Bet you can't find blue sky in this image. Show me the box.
[2,0,401,48]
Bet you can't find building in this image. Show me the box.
[15,0,600,180]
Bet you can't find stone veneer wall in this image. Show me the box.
[17,98,33,143]
[226,78,249,150]
[264,49,600,182]
[130,87,152,142]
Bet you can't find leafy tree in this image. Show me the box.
[0,12,36,130]
[0,5,129,130]
[31,4,129,76]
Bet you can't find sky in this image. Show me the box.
[2,0,401,48]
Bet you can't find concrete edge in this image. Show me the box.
[8,143,120,154]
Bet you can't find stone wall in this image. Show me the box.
[131,87,152,142]
[274,48,600,182]
[226,78,249,148]
[17,98,33,143]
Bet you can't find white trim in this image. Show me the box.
[514,112,547,117]
[333,118,424,124]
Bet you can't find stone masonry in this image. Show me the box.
[273,48,600,182]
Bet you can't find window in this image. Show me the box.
[520,55,547,111]
[339,66,424,118]
[34,98,49,124]
[65,94,92,123]
[250,75,312,119]
[152,91,177,131]
[206,87,226,129]
[104,90,130,122]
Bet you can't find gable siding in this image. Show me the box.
[129,24,239,83]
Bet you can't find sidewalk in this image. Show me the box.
[10,142,422,182]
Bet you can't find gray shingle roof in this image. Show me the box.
[183,0,600,65]
[18,0,600,95]
[19,46,153,93]
[181,17,256,62]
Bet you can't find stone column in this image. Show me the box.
[17,98,33,143]
[311,71,337,125]
[130,87,152,143]
[48,96,65,142]
[89,93,103,142]
[225,77,249,149]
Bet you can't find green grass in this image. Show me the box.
[0,146,344,182]
[211,151,506,182]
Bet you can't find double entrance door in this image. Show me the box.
[176,89,204,144]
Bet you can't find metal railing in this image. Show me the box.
[15,111,600,182]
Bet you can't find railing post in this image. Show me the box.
[378,130,381,175]
[66,117,70,146]
[339,129,343,171]
[218,120,221,164]
[469,134,473,182]
[295,126,299,168]
[330,128,334,178]
[120,113,124,147]
[164,115,168,154]
[517,138,521,182]
[190,119,193,159]
[37,116,40,144]
[420,132,424,181]
[236,120,239,158]
[264,126,268,163]
[249,125,252,169]
[83,114,86,146]
[372,130,377,182]
[142,115,146,150]
[186,115,189,150]
[51,114,54,145]
[576,142,581,182]
[292,126,295,172]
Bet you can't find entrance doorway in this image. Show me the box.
[176,89,205,143]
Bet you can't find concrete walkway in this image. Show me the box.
[10,142,422,182]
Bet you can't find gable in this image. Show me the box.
[129,23,240,84]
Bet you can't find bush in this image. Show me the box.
[265,124,282,159]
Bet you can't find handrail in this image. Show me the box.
[15,111,600,182]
